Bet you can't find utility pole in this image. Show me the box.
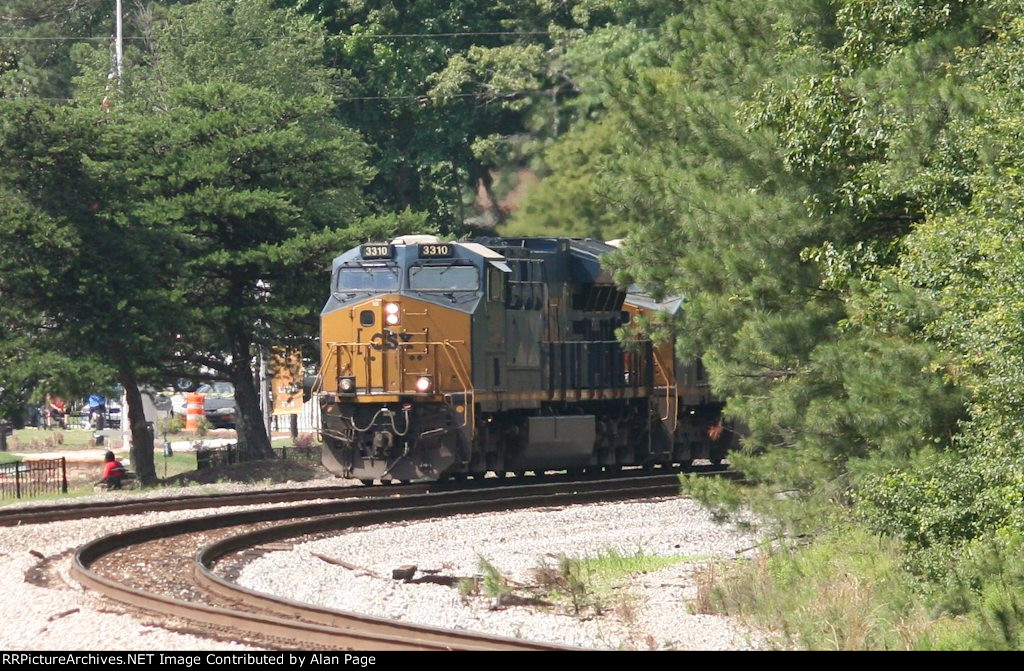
[260,346,271,438]
[103,0,123,111]
[115,0,123,79]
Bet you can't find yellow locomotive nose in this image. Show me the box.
[320,293,471,397]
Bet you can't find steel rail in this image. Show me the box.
[0,483,417,527]
[192,481,685,650]
[72,475,704,650]
[4,463,734,526]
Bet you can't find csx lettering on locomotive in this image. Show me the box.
[315,234,732,484]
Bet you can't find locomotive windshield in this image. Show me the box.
[337,265,400,292]
[408,265,479,291]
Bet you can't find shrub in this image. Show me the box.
[193,417,211,437]
[477,556,512,608]
[158,414,186,435]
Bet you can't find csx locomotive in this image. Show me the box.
[316,235,731,484]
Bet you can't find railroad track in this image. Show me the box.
[1,463,731,526]
[72,471,739,650]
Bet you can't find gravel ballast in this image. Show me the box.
[0,505,273,651]
[1,479,768,651]
[238,496,768,650]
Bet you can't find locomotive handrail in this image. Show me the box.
[651,349,678,431]
[312,345,337,395]
[310,347,338,443]
[439,341,475,436]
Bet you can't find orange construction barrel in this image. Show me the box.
[185,392,205,431]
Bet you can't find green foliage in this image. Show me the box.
[680,473,747,521]
[0,0,140,99]
[532,548,686,617]
[0,0,392,468]
[843,3,1024,578]
[503,118,629,238]
[457,576,479,598]
[707,525,941,650]
[285,0,679,230]
[710,525,1024,650]
[476,555,512,607]
[942,535,1024,650]
[157,414,185,436]
[555,554,591,615]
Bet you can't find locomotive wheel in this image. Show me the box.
[359,479,375,487]
[514,470,526,479]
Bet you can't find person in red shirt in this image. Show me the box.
[99,451,127,489]
[44,394,67,429]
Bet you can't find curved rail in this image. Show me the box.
[5,463,733,527]
[0,483,410,527]
[72,475,716,650]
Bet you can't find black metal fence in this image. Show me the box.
[195,445,239,470]
[196,443,320,470]
[0,458,68,500]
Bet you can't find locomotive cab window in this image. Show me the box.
[337,265,400,292]
[408,264,479,291]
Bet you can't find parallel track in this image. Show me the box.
[72,472,738,650]
[2,464,730,526]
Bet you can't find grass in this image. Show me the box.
[693,524,972,650]
[10,428,103,450]
[534,548,693,616]
[8,427,299,451]
[573,548,693,591]
[0,452,21,465]
[152,451,198,480]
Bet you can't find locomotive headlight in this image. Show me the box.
[338,376,356,393]
[414,376,433,393]
[384,302,400,325]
